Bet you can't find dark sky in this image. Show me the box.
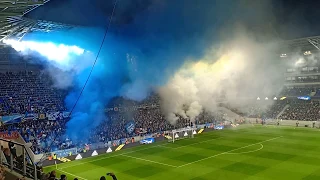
[26,0,320,40]
[272,0,320,39]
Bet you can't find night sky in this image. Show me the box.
[26,0,320,40]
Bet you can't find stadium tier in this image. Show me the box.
[0,68,320,179]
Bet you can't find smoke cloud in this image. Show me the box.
[6,0,295,139]
[159,29,286,123]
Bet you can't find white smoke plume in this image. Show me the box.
[159,30,286,124]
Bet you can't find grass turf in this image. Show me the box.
[44,125,320,180]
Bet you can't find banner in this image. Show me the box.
[1,115,22,124]
[24,113,38,121]
[38,113,46,120]
[112,139,120,146]
[51,148,77,158]
[62,111,71,118]
[140,138,155,144]
[280,97,287,100]
[0,131,19,139]
[206,123,214,128]
[125,121,135,134]
[46,112,63,120]
[121,138,127,144]
[297,96,311,100]
[214,125,224,130]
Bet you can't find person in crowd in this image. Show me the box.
[107,172,118,180]
[8,141,17,159]
[60,174,67,180]
[48,170,57,180]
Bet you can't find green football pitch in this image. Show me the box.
[44,125,320,180]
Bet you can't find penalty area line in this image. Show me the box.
[177,136,282,168]
[226,143,264,155]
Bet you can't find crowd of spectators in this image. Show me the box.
[224,99,320,121]
[222,103,268,118]
[0,96,222,155]
[279,100,320,121]
[264,101,287,119]
[89,107,221,146]
[0,118,69,154]
[0,71,66,116]
[41,170,117,180]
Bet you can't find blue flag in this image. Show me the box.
[125,121,135,134]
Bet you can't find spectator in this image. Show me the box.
[107,173,118,180]
[60,174,67,180]
[49,170,56,180]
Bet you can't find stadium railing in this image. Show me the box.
[0,137,39,180]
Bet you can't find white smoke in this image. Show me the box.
[186,101,202,122]
[3,39,84,64]
[3,39,95,90]
[159,31,285,124]
[44,67,74,89]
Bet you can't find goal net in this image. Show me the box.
[167,127,197,143]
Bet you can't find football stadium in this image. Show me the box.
[0,0,320,180]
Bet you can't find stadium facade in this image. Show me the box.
[281,36,320,87]
[0,0,76,72]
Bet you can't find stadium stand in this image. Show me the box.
[280,87,314,97]
[0,74,224,156]
[0,70,318,156]
[264,101,287,118]
[0,73,319,180]
[0,71,66,116]
[279,100,320,121]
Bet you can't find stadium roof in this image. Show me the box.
[0,0,75,45]
[281,36,320,54]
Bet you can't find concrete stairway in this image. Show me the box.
[276,104,290,119]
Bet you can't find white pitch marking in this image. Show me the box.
[177,136,282,168]
[59,134,221,169]
[122,154,178,168]
[59,144,167,169]
[173,137,223,149]
[225,143,264,154]
[158,145,174,149]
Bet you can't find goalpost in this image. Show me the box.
[167,127,197,143]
